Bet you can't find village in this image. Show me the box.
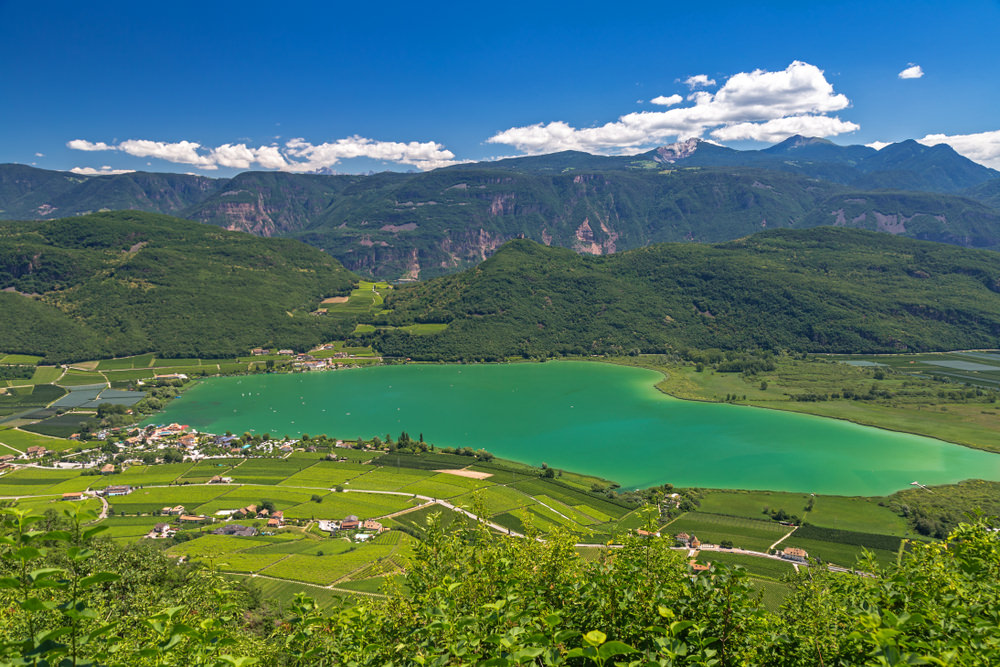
[3,415,821,565]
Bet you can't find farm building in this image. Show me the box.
[362,520,385,533]
[213,524,257,537]
[781,547,809,562]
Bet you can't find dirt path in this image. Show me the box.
[223,571,386,599]
[769,526,798,551]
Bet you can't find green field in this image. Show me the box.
[95,354,156,370]
[59,370,107,386]
[387,503,477,536]
[258,545,396,585]
[397,474,490,499]
[806,496,911,535]
[0,427,76,452]
[696,490,812,520]
[90,463,195,489]
[697,551,796,581]
[24,367,64,385]
[0,467,86,496]
[319,282,390,323]
[397,323,448,335]
[780,536,899,569]
[345,467,437,492]
[229,458,316,485]
[283,491,416,520]
[452,486,536,516]
[0,383,67,419]
[665,512,790,552]
[21,413,93,439]
[0,354,44,365]
[106,485,230,514]
[277,461,369,488]
[234,575,348,609]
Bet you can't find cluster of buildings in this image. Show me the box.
[316,515,387,541]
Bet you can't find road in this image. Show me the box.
[2,472,870,575]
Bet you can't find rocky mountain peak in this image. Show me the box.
[655,138,702,163]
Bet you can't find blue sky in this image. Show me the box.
[3,0,999,175]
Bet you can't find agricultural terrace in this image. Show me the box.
[0,443,940,608]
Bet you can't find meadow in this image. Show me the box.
[611,354,1000,454]
[664,512,791,552]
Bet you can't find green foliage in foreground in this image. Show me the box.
[0,211,357,362]
[369,228,1000,359]
[3,504,999,665]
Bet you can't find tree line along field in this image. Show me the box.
[0,449,962,607]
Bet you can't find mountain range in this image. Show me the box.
[3,137,999,278]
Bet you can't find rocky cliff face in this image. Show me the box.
[4,156,1000,280]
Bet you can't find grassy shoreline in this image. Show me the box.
[600,355,1000,456]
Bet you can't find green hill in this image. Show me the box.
[0,211,356,361]
[368,227,1000,359]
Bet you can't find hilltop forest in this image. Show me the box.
[5,213,1000,362]
[368,228,1000,360]
[0,211,356,362]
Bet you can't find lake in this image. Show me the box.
[146,361,1000,495]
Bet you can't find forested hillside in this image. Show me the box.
[368,228,1000,359]
[0,211,356,361]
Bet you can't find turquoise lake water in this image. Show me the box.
[145,361,1000,495]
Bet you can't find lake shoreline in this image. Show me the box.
[596,356,1000,457]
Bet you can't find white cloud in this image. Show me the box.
[67,139,111,151]
[69,166,136,176]
[650,94,683,106]
[283,136,457,171]
[865,140,892,151]
[66,135,459,172]
[488,61,857,155]
[684,74,717,89]
[711,115,860,143]
[898,64,924,79]
[117,139,217,169]
[252,145,291,170]
[918,129,1000,170]
[34,152,44,157]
